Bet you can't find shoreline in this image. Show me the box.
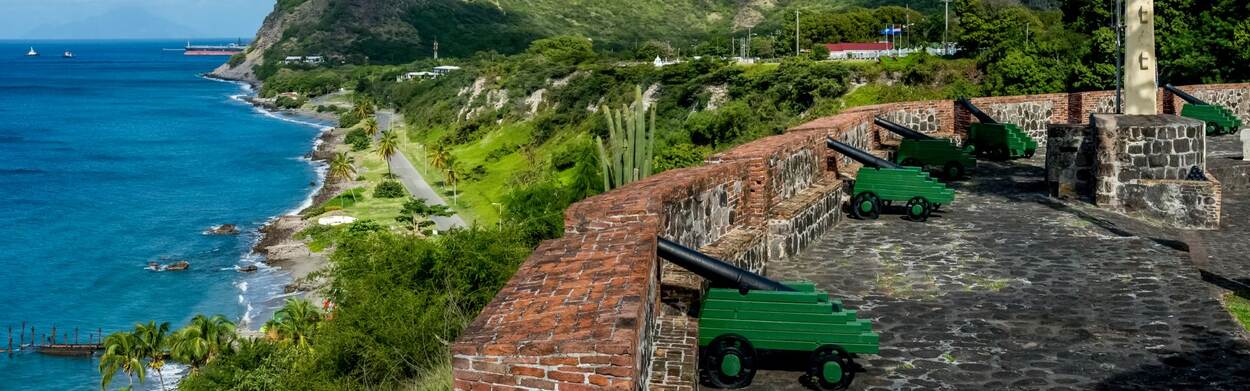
[208,73,344,325]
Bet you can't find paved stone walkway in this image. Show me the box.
[746,156,1250,390]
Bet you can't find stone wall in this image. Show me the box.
[1090,114,1219,229]
[959,94,1070,144]
[1045,124,1097,200]
[1120,179,1222,229]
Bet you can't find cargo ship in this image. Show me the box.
[184,41,247,56]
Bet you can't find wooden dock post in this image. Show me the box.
[50,325,56,345]
[19,321,25,345]
[7,326,12,358]
[74,328,78,345]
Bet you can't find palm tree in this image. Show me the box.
[99,331,145,390]
[429,144,449,172]
[327,152,358,207]
[351,96,375,119]
[444,157,462,206]
[263,299,322,349]
[134,321,171,389]
[169,315,236,371]
[362,117,380,137]
[377,130,401,176]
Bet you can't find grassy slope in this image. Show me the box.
[1225,293,1250,333]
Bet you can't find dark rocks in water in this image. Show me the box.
[206,224,240,235]
[238,265,259,273]
[163,261,190,271]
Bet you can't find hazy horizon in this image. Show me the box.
[0,0,274,40]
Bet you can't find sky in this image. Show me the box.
[0,0,275,39]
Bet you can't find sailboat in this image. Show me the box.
[26,47,39,57]
[63,50,74,58]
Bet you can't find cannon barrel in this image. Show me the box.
[657,237,795,292]
[874,116,934,140]
[1164,84,1209,106]
[826,137,904,169]
[957,97,999,124]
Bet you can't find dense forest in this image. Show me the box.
[91,1,1250,390]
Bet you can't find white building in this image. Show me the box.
[398,71,438,82]
[282,56,326,65]
[824,42,894,60]
[432,65,462,76]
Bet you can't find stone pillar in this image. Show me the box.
[1124,0,1158,115]
[1242,129,1250,161]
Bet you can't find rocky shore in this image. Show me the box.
[248,108,345,303]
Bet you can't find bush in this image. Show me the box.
[346,129,371,151]
[374,180,406,198]
[274,95,307,109]
[339,111,364,128]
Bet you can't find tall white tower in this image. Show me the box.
[1124,0,1157,115]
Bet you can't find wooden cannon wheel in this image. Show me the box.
[807,345,856,391]
[702,334,758,389]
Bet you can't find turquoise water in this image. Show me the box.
[0,40,327,389]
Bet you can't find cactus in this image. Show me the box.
[596,86,655,190]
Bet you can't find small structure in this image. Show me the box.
[652,56,680,68]
[398,71,437,82]
[318,215,357,226]
[281,56,325,65]
[432,65,461,76]
[824,42,893,60]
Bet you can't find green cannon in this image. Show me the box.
[875,116,977,178]
[1165,84,1243,135]
[957,98,1039,160]
[827,138,955,222]
[657,237,878,391]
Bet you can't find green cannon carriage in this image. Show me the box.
[657,238,878,391]
[875,116,977,178]
[827,138,955,222]
[957,98,1039,160]
[1166,84,1243,135]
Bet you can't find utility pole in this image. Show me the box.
[943,0,952,55]
[795,10,801,56]
[1115,0,1124,114]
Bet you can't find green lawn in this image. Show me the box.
[401,121,585,225]
[303,122,412,231]
[1225,292,1250,332]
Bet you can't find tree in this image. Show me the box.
[263,299,322,349]
[396,197,453,235]
[99,331,146,390]
[429,144,450,172]
[526,35,595,64]
[377,130,401,176]
[444,156,462,206]
[362,117,380,137]
[328,152,358,206]
[351,95,375,119]
[170,315,237,371]
[134,321,171,389]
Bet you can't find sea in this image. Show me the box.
[0,40,330,390]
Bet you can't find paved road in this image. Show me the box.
[748,156,1250,390]
[377,110,466,231]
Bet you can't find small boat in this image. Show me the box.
[26,47,38,57]
[62,50,74,58]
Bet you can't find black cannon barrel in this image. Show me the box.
[1164,84,1209,105]
[874,116,934,140]
[656,237,795,292]
[826,137,904,169]
[957,97,999,124]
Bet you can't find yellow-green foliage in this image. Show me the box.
[1225,292,1250,332]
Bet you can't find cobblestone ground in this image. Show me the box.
[746,155,1250,391]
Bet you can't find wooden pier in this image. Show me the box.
[5,323,108,358]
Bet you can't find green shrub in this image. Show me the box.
[274,95,307,109]
[346,129,371,151]
[374,180,406,198]
[227,53,245,68]
[339,110,363,128]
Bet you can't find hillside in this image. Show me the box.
[213,0,902,82]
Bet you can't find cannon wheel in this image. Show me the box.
[851,193,881,220]
[702,334,757,389]
[807,345,855,391]
[943,162,965,179]
[905,197,932,222]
